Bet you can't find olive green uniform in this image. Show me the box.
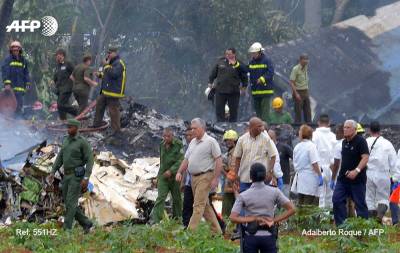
[72,63,93,113]
[269,110,293,125]
[53,61,78,120]
[52,134,94,230]
[151,138,184,223]
[222,148,236,217]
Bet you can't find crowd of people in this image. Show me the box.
[207,42,311,124]
[151,116,400,252]
[1,40,400,253]
[1,41,126,143]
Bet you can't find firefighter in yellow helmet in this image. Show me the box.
[222,129,239,216]
[269,97,293,124]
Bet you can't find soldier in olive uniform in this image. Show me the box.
[48,119,94,232]
[71,54,98,114]
[150,128,184,223]
[53,49,78,120]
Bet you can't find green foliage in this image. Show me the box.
[0,219,239,252]
[287,205,333,231]
[1,209,400,252]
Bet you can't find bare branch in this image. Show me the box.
[90,0,104,28]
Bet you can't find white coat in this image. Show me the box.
[291,140,320,197]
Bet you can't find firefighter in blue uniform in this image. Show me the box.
[248,42,275,122]
[1,41,31,115]
[91,47,126,137]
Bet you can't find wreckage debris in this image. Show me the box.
[0,142,162,227]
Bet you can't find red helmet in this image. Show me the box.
[33,101,43,111]
[49,102,58,112]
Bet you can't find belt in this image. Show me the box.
[64,168,75,175]
[192,170,213,177]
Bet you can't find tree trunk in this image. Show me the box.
[69,17,84,65]
[303,0,321,32]
[331,0,351,25]
[0,0,15,52]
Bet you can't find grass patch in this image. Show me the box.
[0,208,399,253]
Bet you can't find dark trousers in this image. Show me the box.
[73,92,89,114]
[253,96,271,122]
[294,89,311,123]
[14,91,24,115]
[222,192,235,217]
[215,92,240,122]
[93,94,121,133]
[182,185,193,228]
[298,193,319,206]
[243,234,277,253]
[332,180,369,225]
[57,91,78,120]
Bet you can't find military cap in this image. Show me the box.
[67,119,80,127]
[107,46,118,53]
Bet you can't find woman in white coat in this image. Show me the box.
[291,124,323,206]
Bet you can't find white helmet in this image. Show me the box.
[205,87,211,97]
[10,40,22,49]
[248,42,264,53]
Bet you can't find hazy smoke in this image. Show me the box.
[0,115,44,170]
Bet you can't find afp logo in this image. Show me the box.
[6,16,58,37]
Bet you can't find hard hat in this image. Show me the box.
[32,101,43,111]
[223,129,238,141]
[49,102,58,112]
[10,41,22,49]
[248,42,264,53]
[272,97,284,109]
[225,104,230,114]
[356,123,365,133]
[205,87,211,97]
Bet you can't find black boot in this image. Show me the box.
[376,204,388,223]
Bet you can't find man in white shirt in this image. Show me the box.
[366,121,399,223]
[312,114,337,209]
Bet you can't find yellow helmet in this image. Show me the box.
[272,97,284,109]
[356,123,365,133]
[223,130,238,141]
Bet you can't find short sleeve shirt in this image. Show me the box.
[231,182,290,235]
[339,134,369,184]
[72,63,93,94]
[233,132,278,183]
[293,140,319,172]
[185,133,221,175]
[290,64,309,90]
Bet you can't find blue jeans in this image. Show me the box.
[243,234,277,253]
[332,180,368,225]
